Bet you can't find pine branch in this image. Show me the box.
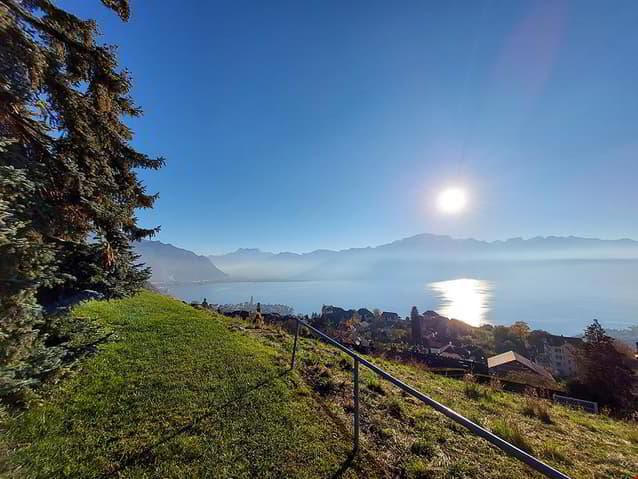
[0,0,106,60]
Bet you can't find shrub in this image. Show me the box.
[491,419,534,454]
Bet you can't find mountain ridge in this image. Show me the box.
[134,240,227,283]
[208,233,638,281]
[214,233,638,258]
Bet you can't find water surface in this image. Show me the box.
[165,260,638,335]
[429,279,491,327]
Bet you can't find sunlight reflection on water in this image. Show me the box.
[429,278,492,327]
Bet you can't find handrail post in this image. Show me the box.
[290,318,300,370]
[353,357,360,452]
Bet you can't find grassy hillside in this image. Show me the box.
[241,320,638,478]
[1,292,376,478]
[3,292,637,478]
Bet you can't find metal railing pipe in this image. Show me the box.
[293,318,572,479]
[353,358,360,451]
[290,319,300,370]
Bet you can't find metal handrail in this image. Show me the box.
[291,318,572,479]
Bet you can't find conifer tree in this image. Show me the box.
[409,306,422,344]
[1,0,162,401]
[576,319,635,412]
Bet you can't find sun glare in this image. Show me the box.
[429,278,491,327]
[436,187,467,214]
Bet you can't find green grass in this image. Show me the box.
[3,291,638,479]
[403,457,436,478]
[1,292,378,478]
[384,397,406,420]
[463,375,487,401]
[410,438,437,458]
[247,320,638,479]
[521,396,553,424]
[490,420,535,454]
[366,376,386,395]
[540,441,571,465]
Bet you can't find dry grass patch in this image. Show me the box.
[490,419,534,454]
[521,396,552,424]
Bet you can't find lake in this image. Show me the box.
[164,260,638,335]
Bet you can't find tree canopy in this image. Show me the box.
[576,319,636,412]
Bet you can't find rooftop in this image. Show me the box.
[487,351,554,381]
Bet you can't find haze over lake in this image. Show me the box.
[165,259,638,335]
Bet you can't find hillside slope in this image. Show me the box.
[242,321,638,478]
[3,293,636,478]
[2,292,375,478]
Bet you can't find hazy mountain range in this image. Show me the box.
[134,240,226,283]
[209,234,638,282]
[136,234,638,283]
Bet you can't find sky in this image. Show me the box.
[61,0,638,254]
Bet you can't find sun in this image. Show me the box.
[437,187,467,214]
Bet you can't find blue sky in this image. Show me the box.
[63,0,638,254]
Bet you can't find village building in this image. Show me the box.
[534,335,582,378]
[488,350,555,382]
[425,340,452,355]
